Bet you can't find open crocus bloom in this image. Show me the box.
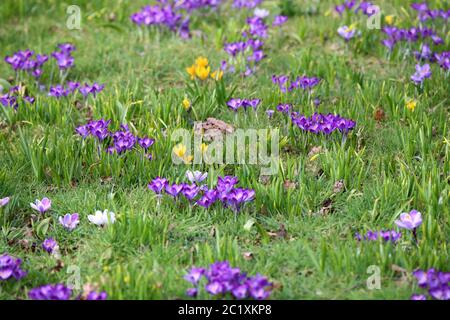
[88,210,116,227]
[59,213,80,231]
[30,197,51,213]
[0,197,10,207]
[395,210,423,230]
[186,170,208,184]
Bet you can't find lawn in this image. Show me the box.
[0,0,448,300]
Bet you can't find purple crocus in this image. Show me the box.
[58,213,80,231]
[148,177,168,194]
[184,261,272,300]
[85,291,108,300]
[42,238,58,254]
[0,254,27,281]
[182,184,200,201]
[165,183,184,198]
[337,25,357,41]
[138,137,155,150]
[30,197,51,213]
[184,267,206,285]
[411,64,432,84]
[272,15,288,27]
[395,210,422,230]
[0,197,10,207]
[411,294,427,300]
[29,283,72,300]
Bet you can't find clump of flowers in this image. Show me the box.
[0,253,27,281]
[29,283,72,300]
[76,120,155,158]
[29,283,107,300]
[186,56,223,81]
[381,26,443,51]
[411,2,450,23]
[227,98,261,111]
[335,1,379,16]
[184,261,272,299]
[290,113,356,135]
[48,81,105,99]
[148,174,255,212]
[1,85,35,110]
[130,1,220,39]
[271,74,321,93]
[411,268,450,300]
[232,0,262,9]
[222,7,287,77]
[355,230,402,243]
[4,49,48,79]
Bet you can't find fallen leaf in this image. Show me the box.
[374,108,385,122]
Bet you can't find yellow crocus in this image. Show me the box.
[195,65,211,81]
[195,56,209,68]
[385,15,394,25]
[211,70,223,81]
[182,155,193,164]
[200,143,208,154]
[406,100,417,112]
[182,97,191,111]
[173,143,187,158]
[186,64,196,80]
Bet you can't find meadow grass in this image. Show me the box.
[0,0,448,299]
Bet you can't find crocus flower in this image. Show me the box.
[0,254,27,280]
[395,210,423,230]
[30,197,51,213]
[165,183,184,198]
[272,15,288,27]
[148,177,168,194]
[29,284,72,300]
[411,294,427,300]
[58,213,80,231]
[254,8,270,18]
[42,238,58,254]
[184,261,272,300]
[186,170,208,184]
[411,64,432,84]
[85,291,108,300]
[88,210,116,227]
[0,197,10,207]
[138,137,155,150]
[338,25,358,41]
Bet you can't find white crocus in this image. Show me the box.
[88,210,116,227]
[254,8,270,18]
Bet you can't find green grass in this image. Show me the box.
[0,0,449,300]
